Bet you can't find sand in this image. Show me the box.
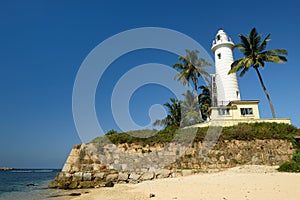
[72,165,300,200]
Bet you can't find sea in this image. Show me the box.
[0,169,79,200]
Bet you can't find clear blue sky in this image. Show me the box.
[1,0,299,168]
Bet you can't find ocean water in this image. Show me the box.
[0,169,74,200]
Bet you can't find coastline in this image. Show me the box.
[68,165,300,200]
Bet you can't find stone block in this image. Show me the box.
[83,173,92,181]
[73,172,83,181]
[129,173,141,181]
[156,169,171,178]
[106,173,119,182]
[181,169,193,176]
[141,172,154,180]
[118,172,129,181]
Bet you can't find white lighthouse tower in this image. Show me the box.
[211,29,240,106]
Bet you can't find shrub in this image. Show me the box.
[105,129,118,135]
[292,151,300,163]
[278,162,300,172]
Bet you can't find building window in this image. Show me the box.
[218,108,230,115]
[217,53,221,59]
[217,35,221,41]
[240,108,253,116]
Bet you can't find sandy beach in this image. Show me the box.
[71,165,300,200]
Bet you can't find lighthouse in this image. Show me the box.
[211,29,240,106]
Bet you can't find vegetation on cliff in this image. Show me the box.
[91,122,300,146]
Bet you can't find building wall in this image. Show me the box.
[193,118,291,128]
[232,102,260,120]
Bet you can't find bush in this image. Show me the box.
[105,129,118,135]
[278,162,300,172]
[293,151,300,163]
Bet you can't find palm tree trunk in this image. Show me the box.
[254,66,276,118]
[193,82,203,122]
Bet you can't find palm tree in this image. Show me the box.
[198,85,211,121]
[153,98,181,128]
[181,90,200,126]
[173,50,211,121]
[229,28,287,118]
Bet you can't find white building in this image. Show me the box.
[193,29,291,127]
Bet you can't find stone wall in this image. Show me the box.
[49,139,295,189]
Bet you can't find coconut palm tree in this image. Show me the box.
[181,90,200,126]
[173,50,211,121]
[198,85,211,121]
[153,98,181,128]
[229,28,287,118]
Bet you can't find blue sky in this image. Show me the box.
[1,0,299,168]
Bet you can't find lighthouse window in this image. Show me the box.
[217,35,221,41]
[217,53,221,59]
[240,108,253,116]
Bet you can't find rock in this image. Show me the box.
[129,173,141,181]
[73,172,83,181]
[105,181,114,187]
[83,173,92,181]
[94,172,105,181]
[69,193,81,196]
[62,164,71,172]
[78,181,94,188]
[106,173,119,182]
[181,169,193,176]
[68,181,79,189]
[48,180,58,188]
[26,183,37,186]
[149,193,155,198]
[141,172,154,181]
[56,181,71,189]
[118,172,129,181]
[156,169,171,178]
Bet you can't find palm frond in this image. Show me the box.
[262,49,288,56]
[264,55,287,63]
[229,58,246,74]
[257,33,271,52]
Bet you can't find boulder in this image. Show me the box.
[141,172,154,180]
[83,173,92,181]
[94,172,105,181]
[118,172,129,181]
[156,169,171,178]
[129,173,141,181]
[73,172,83,181]
[181,169,193,176]
[106,173,119,182]
[68,181,79,189]
[78,181,94,188]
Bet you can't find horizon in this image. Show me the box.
[1,0,300,168]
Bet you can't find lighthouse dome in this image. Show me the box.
[212,29,234,53]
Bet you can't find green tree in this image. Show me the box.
[153,98,181,128]
[173,50,211,121]
[198,85,211,121]
[181,90,200,126]
[229,28,287,118]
